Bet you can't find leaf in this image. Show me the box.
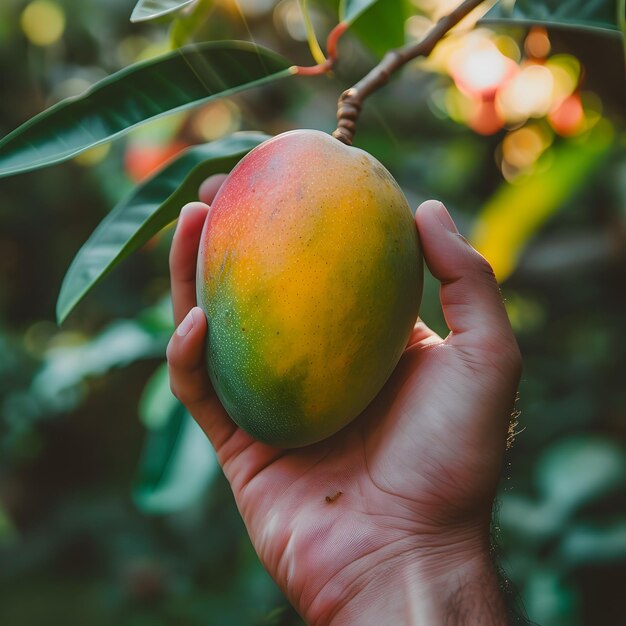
[470,120,614,282]
[535,436,625,515]
[139,361,179,429]
[0,42,292,178]
[522,568,580,626]
[482,0,623,35]
[56,132,271,324]
[131,0,196,23]
[498,494,562,541]
[134,365,218,514]
[33,320,167,410]
[561,522,626,565]
[349,0,406,58]
[169,0,214,48]
[339,0,379,25]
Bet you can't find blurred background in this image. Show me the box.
[0,0,624,624]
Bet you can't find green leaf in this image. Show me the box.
[131,0,197,23]
[56,132,270,324]
[139,361,180,429]
[482,0,623,35]
[134,364,218,514]
[339,0,379,25]
[535,436,625,515]
[349,0,406,58]
[169,0,214,48]
[522,568,580,626]
[0,42,292,178]
[561,522,626,565]
[33,320,167,408]
[498,494,562,541]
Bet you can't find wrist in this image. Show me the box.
[309,529,507,626]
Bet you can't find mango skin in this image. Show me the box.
[196,129,422,448]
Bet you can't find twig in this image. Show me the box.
[298,0,327,65]
[332,0,488,145]
[293,22,348,76]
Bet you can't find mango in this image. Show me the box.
[196,129,422,447]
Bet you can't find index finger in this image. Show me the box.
[169,174,228,326]
[199,173,228,204]
[170,202,210,326]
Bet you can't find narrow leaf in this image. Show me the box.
[134,411,218,514]
[470,121,614,282]
[482,0,623,34]
[339,0,380,25]
[349,0,406,58]
[0,42,292,178]
[131,0,196,23]
[56,132,271,324]
[134,366,217,514]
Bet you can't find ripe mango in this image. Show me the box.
[196,129,422,447]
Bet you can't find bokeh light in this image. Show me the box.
[20,0,65,47]
[548,93,585,136]
[450,40,518,97]
[405,15,433,41]
[525,27,551,59]
[546,54,581,104]
[274,0,307,41]
[192,101,242,141]
[501,124,553,180]
[496,63,554,124]
[73,143,111,168]
[470,98,504,135]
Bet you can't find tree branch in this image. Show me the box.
[332,0,488,145]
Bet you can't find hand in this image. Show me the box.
[167,175,522,625]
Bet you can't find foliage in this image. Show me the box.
[483,0,625,34]
[57,132,271,322]
[0,0,624,624]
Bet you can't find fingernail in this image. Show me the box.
[177,203,192,223]
[434,201,459,234]
[177,309,195,337]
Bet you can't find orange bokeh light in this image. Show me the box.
[548,93,585,136]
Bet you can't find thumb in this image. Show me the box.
[166,307,237,450]
[415,200,521,371]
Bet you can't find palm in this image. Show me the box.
[209,325,514,621]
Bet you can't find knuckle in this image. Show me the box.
[471,250,497,281]
[492,336,523,380]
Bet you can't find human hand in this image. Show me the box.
[167,175,522,625]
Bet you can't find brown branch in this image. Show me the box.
[332,0,488,145]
